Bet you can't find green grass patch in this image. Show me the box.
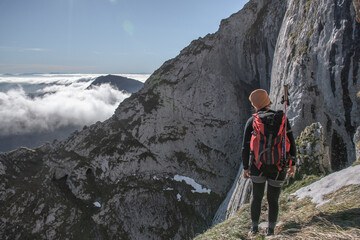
[352,160,360,167]
[282,174,322,194]
[194,204,252,240]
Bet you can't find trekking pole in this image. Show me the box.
[281,84,290,169]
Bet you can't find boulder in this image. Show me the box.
[295,122,331,176]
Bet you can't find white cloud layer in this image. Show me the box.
[0,75,134,135]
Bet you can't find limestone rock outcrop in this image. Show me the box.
[295,122,331,176]
[270,0,360,170]
[224,167,252,220]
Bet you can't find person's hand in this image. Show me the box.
[287,165,296,176]
[243,169,250,179]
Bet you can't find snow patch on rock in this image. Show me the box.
[293,165,360,206]
[173,175,211,194]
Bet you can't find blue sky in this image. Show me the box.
[0,0,247,74]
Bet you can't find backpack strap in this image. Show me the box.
[251,113,263,169]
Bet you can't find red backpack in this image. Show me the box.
[250,110,291,171]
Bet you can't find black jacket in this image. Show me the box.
[241,109,296,170]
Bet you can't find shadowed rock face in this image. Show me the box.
[0,0,287,239]
[270,0,360,167]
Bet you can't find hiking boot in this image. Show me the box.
[250,226,259,234]
[266,228,274,236]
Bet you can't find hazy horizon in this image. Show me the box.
[0,0,247,74]
[0,73,151,82]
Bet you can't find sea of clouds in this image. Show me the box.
[0,74,149,136]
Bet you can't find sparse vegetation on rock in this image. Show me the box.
[194,172,360,240]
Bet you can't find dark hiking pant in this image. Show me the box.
[249,164,286,229]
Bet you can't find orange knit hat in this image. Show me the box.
[249,89,271,110]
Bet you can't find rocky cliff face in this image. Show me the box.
[0,0,287,239]
[222,0,360,224]
[270,0,360,169]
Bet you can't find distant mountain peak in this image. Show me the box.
[87,74,144,93]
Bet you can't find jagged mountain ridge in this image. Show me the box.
[0,0,287,239]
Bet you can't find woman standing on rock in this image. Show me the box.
[241,89,296,236]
